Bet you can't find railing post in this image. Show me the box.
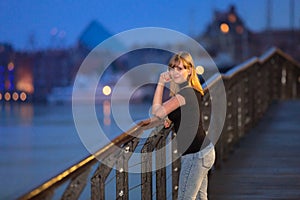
[171,132,180,199]
[141,128,161,200]
[202,92,211,132]
[285,59,298,99]
[91,163,113,200]
[297,66,300,98]
[230,80,239,148]
[116,137,140,200]
[236,79,245,139]
[221,79,236,159]
[155,128,170,199]
[61,167,91,200]
[141,145,153,200]
[269,55,282,100]
[141,125,171,200]
[155,145,166,198]
[116,158,129,200]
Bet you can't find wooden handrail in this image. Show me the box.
[18,118,162,200]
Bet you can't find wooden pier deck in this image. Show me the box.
[208,100,300,200]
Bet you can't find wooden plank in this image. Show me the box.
[141,149,152,200]
[115,137,140,200]
[208,101,300,199]
[91,163,113,200]
[116,160,128,200]
[62,167,91,200]
[172,138,180,200]
[155,129,167,199]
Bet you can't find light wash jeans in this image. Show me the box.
[177,143,215,200]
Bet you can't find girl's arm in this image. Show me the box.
[152,72,185,119]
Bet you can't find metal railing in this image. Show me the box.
[19,47,300,200]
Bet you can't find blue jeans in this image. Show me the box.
[177,143,215,200]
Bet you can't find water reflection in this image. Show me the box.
[19,103,34,124]
[1,103,34,125]
[103,100,111,126]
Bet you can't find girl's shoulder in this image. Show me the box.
[178,87,202,99]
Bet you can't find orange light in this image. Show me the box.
[20,92,27,101]
[236,26,244,34]
[16,82,34,93]
[8,62,14,71]
[15,68,34,93]
[4,92,11,101]
[220,23,230,34]
[103,100,111,125]
[228,14,236,23]
[0,93,2,100]
[103,100,111,116]
[12,92,19,101]
[104,117,111,126]
[5,80,11,90]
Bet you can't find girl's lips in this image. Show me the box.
[172,74,181,79]
[172,76,183,83]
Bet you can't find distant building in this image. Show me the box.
[2,13,300,103]
[197,5,300,70]
[14,52,34,100]
[0,43,35,102]
[0,44,14,93]
[32,49,80,101]
[252,29,300,61]
[198,5,251,69]
[78,20,126,52]
[0,20,130,102]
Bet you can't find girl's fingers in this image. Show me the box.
[161,72,171,82]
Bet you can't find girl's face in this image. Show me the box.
[169,60,190,84]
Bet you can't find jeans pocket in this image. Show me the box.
[201,150,215,169]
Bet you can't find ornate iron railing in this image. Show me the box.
[19,48,300,200]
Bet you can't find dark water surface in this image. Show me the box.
[0,102,151,199]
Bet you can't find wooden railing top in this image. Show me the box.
[223,57,258,79]
[259,47,300,68]
[221,47,300,81]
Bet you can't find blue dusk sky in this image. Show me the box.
[0,0,299,50]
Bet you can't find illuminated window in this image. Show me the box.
[228,14,236,23]
[0,66,5,91]
[220,23,230,34]
[236,26,244,34]
[8,62,14,71]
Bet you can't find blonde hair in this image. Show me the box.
[168,51,204,96]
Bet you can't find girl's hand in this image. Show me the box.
[159,71,171,85]
[164,117,172,128]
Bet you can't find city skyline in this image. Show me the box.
[1,0,299,51]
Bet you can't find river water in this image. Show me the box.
[0,101,152,199]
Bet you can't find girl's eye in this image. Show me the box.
[168,66,185,71]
